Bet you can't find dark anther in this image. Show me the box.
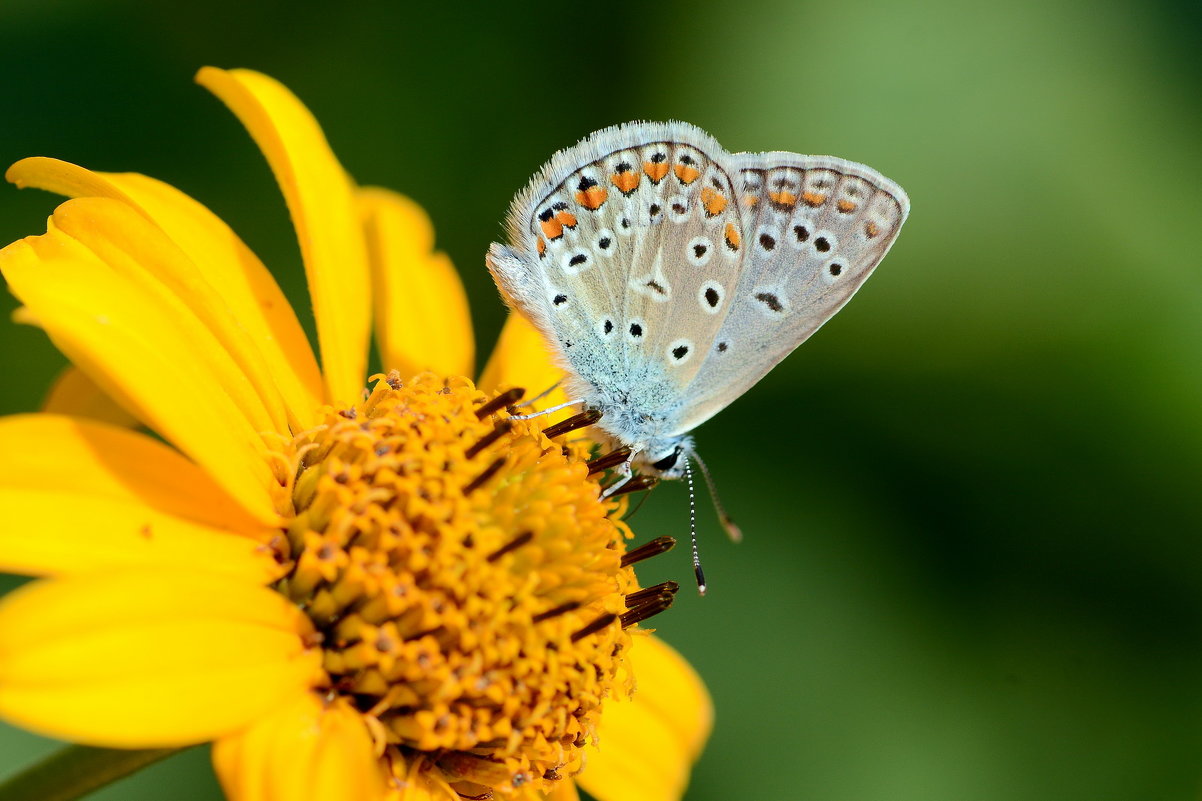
[625,581,680,608]
[464,456,506,494]
[620,535,677,567]
[607,475,659,497]
[542,408,602,439]
[487,530,534,562]
[621,593,675,627]
[465,420,512,459]
[532,600,582,623]
[587,446,632,475]
[474,388,525,419]
[571,612,618,642]
[385,370,403,389]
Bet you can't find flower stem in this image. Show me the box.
[0,744,180,801]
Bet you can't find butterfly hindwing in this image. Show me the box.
[673,152,909,433]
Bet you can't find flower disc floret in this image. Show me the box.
[272,372,639,794]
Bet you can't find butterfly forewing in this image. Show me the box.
[491,123,746,400]
[673,153,909,433]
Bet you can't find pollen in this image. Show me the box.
[267,373,669,797]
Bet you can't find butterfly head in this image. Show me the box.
[639,436,694,480]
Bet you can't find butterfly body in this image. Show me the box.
[488,121,908,479]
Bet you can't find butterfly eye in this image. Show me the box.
[651,448,680,472]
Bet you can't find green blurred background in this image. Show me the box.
[1,0,1201,799]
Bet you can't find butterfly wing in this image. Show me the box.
[671,152,909,434]
[488,122,746,411]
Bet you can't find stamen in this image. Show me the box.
[620,593,676,627]
[620,535,676,567]
[465,419,513,458]
[608,475,659,497]
[487,530,534,562]
[625,581,680,607]
[474,387,525,419]
[571,612,618,642]
[541,408,602,439]
[532,600,582,623]
[463,456,506,493]
[587,446,633,475]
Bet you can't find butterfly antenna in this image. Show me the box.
[517,379,562,409]
[690,448,742,543]
[683,457,706,595]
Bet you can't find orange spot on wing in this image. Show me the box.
[864,221,880,238]
[724,222,741,250]
[540,219,564,240]
[837,199,857,213]
[802,192,827,207]
[611,172,641,194]
[554,210,578,229]
[644,162,669,182]
[769,191,797,208]
[743,194,759,208]
[700,187,727,217]
[575,186,608,210]
[537,237,547,255]
[674,164,700,184]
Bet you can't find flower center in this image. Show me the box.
[268,372,677,796]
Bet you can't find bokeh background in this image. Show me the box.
[1,0,1201,799]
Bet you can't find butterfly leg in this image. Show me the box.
[600,447,641,500]
[508,398,584,421]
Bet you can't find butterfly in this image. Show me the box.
[488,121,908,583]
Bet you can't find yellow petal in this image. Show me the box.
[0,414,278,580]
[43,366,140,428]
[39,196,287,435]
[359,187,473,379]
[213,693,384,801]
[197,67,370,406]
[478,313,574,423]
[7,157,323,428]
[0,569,321,747]
[0,238,277,520]
[577,636,712,801]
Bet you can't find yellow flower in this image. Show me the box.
[0,68,711,801]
